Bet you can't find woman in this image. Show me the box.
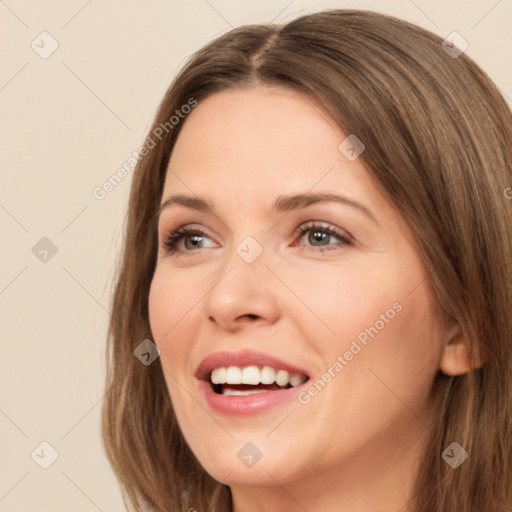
[102,9,512,512]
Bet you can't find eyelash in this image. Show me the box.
[161,222,352,254]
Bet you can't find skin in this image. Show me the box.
[148,86,472,512]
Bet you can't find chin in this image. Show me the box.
[190,442,308,488]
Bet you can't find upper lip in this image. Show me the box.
[195,349,311,381]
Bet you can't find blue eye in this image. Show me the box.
[161,222,352,254]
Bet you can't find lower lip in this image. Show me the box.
[198,380,308,416]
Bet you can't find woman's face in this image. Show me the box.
[149,86,447,499]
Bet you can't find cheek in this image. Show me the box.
[288,255,443,387]
[148,271,170,338]
[148,267,201,410]
[378,283,444,383]
[148,266,199,340]
[148,266,198,379]
[293,270,442,460]
[320,272,443,426]
[280,260,405,350]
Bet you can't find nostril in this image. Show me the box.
[236,314,259,321]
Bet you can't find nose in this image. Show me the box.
[201,244,281,332]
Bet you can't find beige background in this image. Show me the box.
[1,0,510,510]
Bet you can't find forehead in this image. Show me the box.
[170,89,339,175]
[162,86,391,224]
[169,86,337,170]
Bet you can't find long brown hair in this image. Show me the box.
[102,9,512,511]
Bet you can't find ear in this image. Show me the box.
[439,321,482,376]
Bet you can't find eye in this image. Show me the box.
[160,221,352,255]
[294,221,352,252]
[161,225,216,253]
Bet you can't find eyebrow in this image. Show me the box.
[158,192,379,225]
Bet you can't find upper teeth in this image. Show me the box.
[210,366,307,387]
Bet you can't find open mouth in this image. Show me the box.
[209,366,309,396]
